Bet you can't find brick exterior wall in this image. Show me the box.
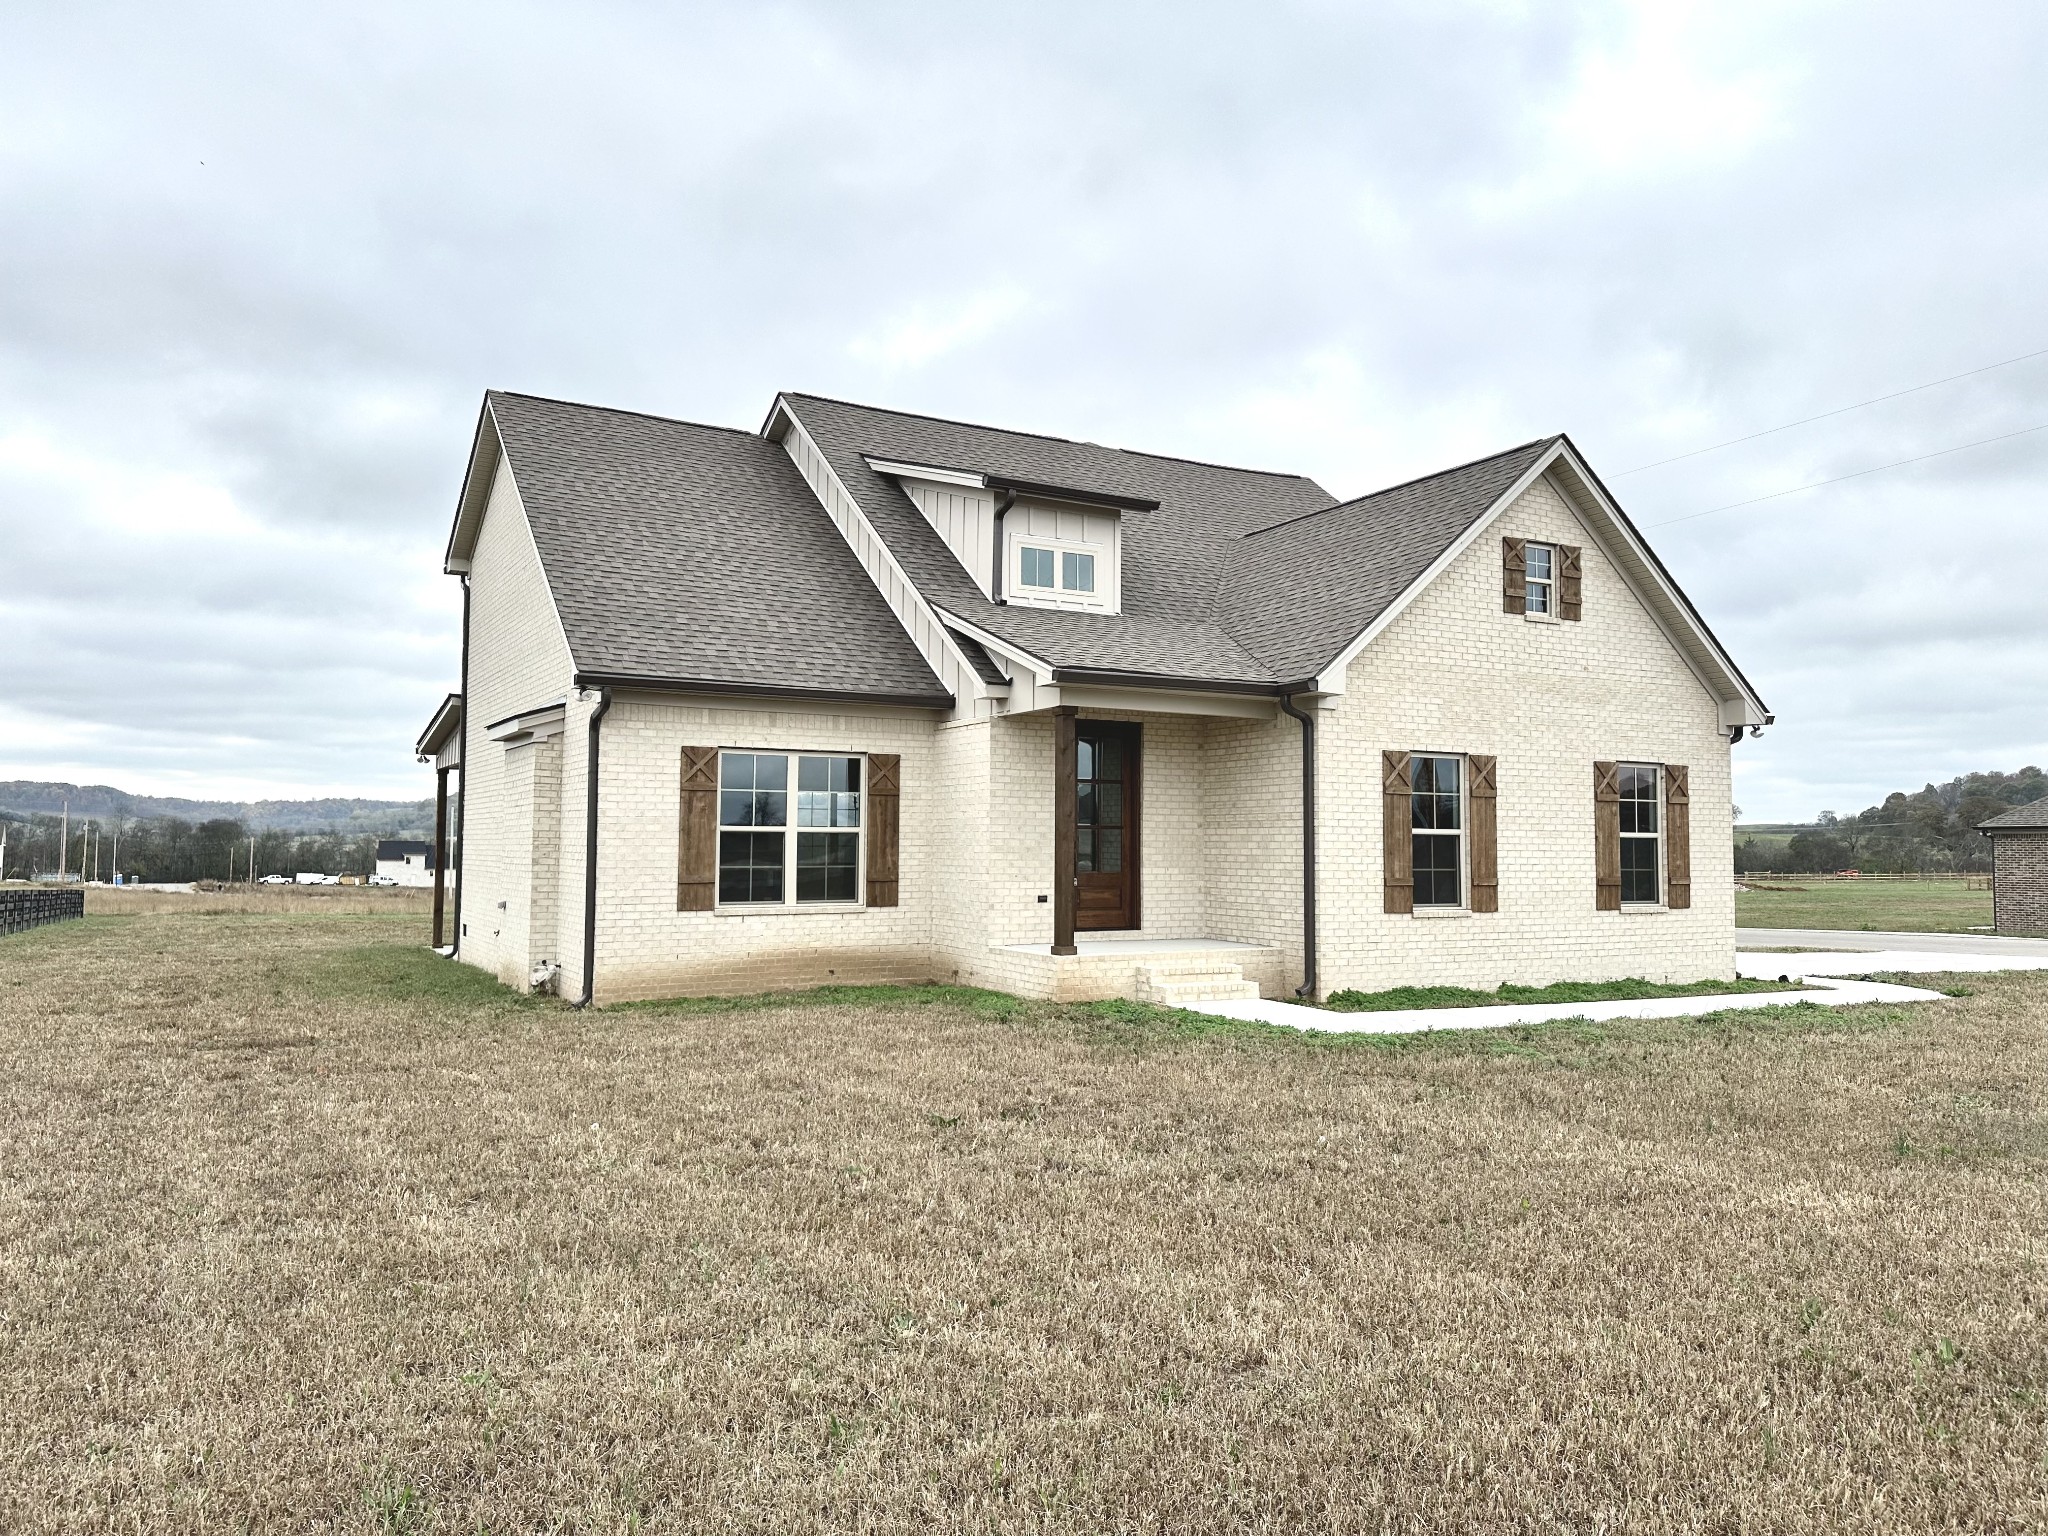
[1993,835,2048,934]
[1317,473,1736,991]
[457,459,577,988]
[456,459,1740,1002]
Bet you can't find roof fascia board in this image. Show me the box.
[1543,445,1771,723]
[766,397,997,704]
[571,670,952,710]
[1310,444,1562,693]
[414,693,464,757]
[486,698,568,736]
[1050,665,1286,697]
[863,456,988,489]
[930,608,1056,683]
[444,397,503,574]
[1055,684,1279,721]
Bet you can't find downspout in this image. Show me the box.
[573,686,614,1008]
[990,489,1016,602]
[1279,693,1318,999]
[451,575,471,956]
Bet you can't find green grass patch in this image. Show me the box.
[1736,879,1992,934]
[620,981,1032,1021]
[1323,976,1807,1011]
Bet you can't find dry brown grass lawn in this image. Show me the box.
[1,898,2045,1532]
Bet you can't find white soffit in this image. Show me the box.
[862,456,987,489]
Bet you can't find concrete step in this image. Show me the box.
[1135,960,1261,1004]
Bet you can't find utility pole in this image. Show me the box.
[0,822,9,882]
[59,799,68,883]
[248,834,256,885]
[110,819,120,885]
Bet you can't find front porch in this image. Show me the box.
[977,936,1287,1004]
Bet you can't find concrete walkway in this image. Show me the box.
[1177,942,2048,1037]
[1740,926,2048,956]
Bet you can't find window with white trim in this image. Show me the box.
[717,752,863,906]
[1618,762,1660,904]
[1018,544,1095,594]
[1524,542,1555,616]
[1411,754,1464,907]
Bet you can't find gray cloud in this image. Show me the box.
[1,0,2043,813]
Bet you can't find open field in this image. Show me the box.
[1738,878,1997,934]
[2,902,2045,1530]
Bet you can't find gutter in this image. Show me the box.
[571,671,952,711]
[573,686,614,1008]
[1050,666,1309,697]
[1278,693,1318,1000]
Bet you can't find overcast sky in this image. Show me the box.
[2,0,2042,819]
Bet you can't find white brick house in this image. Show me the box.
[428,390,1770,1005]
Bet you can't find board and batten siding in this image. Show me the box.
[902,480,997,599]
[773,413,987,717]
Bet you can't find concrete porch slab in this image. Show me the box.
[979,937,1286,1002]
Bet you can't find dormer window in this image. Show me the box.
[1003,507,1119,613]
[862,456,1145,615]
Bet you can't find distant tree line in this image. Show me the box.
[0,813,381,883]
[1737,766,2046,875]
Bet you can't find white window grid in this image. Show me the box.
[1524,542,1555,617]
[1618,761,1661,906]
[715,750,866,909]
[1411,752,1467,909]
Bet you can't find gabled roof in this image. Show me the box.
[448,392,951,707]
[1223,437,1561,681]
[773,393,1338,686]
[774,394,1766,719]
[1979,798,2048,832]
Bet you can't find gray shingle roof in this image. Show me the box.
[488,392,950,704]
[1979,798,2048,832]
[780,393,1557,687]
[779,394,1342,685]
[1222,437,1560,681]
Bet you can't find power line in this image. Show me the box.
[1643,419,2048,529]
[1617,344,2048,475]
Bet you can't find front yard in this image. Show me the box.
[1,895,2044,1531]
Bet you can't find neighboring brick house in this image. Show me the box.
[1978,800,2048,935]
[428,389,1772,1005]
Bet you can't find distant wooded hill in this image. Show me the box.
[0,781,432,836]
[1738,766,2046,875]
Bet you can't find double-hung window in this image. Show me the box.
[1411,754,1464,907]
[1618,763,1660,904]
[1524,542,1555,616]
[717,752,863,906]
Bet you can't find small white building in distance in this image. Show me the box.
[375,839,436,887]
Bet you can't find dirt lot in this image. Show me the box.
[1737,878,1996,934]
[2,897,2044,1531]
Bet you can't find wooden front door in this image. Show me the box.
[1074,721,1140,930]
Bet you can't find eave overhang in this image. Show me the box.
[414,692,464,759]
[860,454,1159,512]
[571,670,953,711]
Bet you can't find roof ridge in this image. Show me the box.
[488,389,764,441]
[776,391,1324,483]
[1237,435,1560,540]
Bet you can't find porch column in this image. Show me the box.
[431,766,450,948]
[1052,706,1078,955]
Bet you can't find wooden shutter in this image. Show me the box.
[677,746,718,911]
[1468,754,1498,913]
[1664,764,1691,909]
[1382,750,1413,914]
[1594,761,1621,911]
[866,753,900,907]
[1502,537,1527,615]
[1559,545,1583,621]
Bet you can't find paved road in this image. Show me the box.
[1739,927,2048,956]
